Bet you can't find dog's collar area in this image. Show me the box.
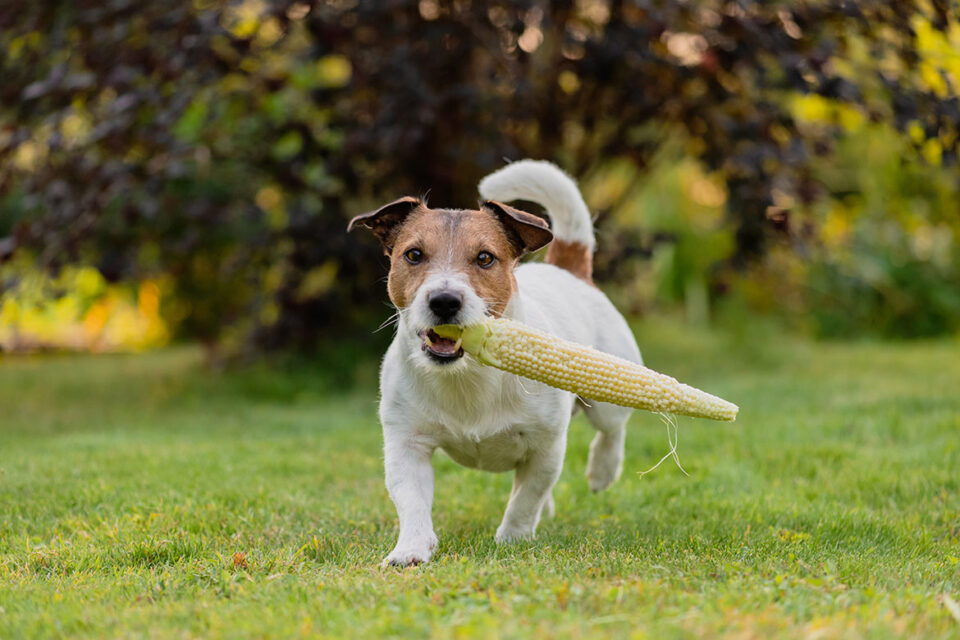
[419,328,464,363]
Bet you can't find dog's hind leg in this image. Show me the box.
[584,401,632,492]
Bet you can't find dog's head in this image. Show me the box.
[349,197,552,367]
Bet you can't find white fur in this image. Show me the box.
[379,162,640,567]
[478,159,596,249]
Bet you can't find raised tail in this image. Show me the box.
[478,160,595,282]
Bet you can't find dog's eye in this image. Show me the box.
[404,248,423,265]
[476,251,495,268]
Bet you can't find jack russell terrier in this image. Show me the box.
[348,160,641,566]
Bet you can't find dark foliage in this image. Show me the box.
[1,0,956,353]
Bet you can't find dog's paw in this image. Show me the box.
[587,465,620,493]
[494,524,535,544]
[382,535,437,568]
[540,495,555,520]
[586,433,624,493]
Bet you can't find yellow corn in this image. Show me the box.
[433,317,738,421]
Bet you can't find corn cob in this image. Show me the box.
[433,317,738,421]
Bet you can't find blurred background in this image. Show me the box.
[1,0,958,376]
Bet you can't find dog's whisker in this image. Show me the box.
[376,310,404,333]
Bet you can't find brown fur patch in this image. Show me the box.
[480,201,552,255]
[387,207,519,316]
[546,240,593,283]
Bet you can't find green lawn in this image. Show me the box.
[2,321,959,638]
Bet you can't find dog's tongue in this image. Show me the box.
[424,329,459,354]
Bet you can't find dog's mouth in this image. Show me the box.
[419,328,464,363]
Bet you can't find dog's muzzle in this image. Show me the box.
[418,328,464,364]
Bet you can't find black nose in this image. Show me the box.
[428,291,462,321]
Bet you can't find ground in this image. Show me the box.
[1,320,958,639]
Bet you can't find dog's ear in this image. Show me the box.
[481,200,553,256]
[347,197,422,253]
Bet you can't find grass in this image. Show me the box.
[1,320,959,638]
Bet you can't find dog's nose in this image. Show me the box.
[428,291,463,321]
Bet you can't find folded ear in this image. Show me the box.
[347,197,422,252]
[480,200,553,256]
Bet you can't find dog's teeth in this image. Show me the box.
[454,337,462,351]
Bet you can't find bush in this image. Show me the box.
[1,1,957,354]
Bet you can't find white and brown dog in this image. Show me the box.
[348,160,642,566]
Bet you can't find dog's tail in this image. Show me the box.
[478,160,594,283]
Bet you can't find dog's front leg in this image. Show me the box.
[382,432,438,567]
[495,435,566,543]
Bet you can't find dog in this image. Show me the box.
[348,160,642,566]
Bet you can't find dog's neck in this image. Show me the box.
[394,295,533,438]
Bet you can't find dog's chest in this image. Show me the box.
[437,426,540,472]
[393,351,572,472]
[425,396,545,472]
